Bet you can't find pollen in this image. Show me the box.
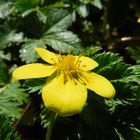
[56,55,81,79]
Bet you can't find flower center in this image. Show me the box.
[57,55,80,78]
[57,55,76,71]
[56,54,88,85]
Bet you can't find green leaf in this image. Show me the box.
[44,31,81,53]
[47,3,70,8]
[0,82,28,120]
[105,99,132,114]
[77,5,88,18]
[19,39,46,63]
[36,8,47,24]
[40,108,54,128]
[93,52,129,80]
[0,2,15,19]
[45,9,73,33]
[126,46,140,64]
[0,30,24,49]
[20,31,81,63]
[24,78,46,93]
[115,129,125,140]
[120,65,140,85]
[79,46,102,56]
[130,127,140,140]
[0,115,21,140]
[91,0,103,9]
[13,0,39,14]
[81,93,119,140]
[0,61,10,86]
[21,7,37,17]
[19,8,81,62]
[0,51,11,61]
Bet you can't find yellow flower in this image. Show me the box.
[12,48,115,116]
[137,18,140,23]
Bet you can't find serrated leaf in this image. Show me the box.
[79,46,101,56]
[17,2,47,23]
[40,108,54,128]
[35,7,50,24]
[126,46,140,64]
[20,31,81,62]
[93,52,123,69]
[44,31,81,53]
[77,5,88,18]
[0,116,21,140]
[130,127,140,140]
[81,93,119,139]
[2,82,27,103]
[105,99,132,113]
[24,78,46,93]
[36,8,47,24]
[19,39,46,63]
[0,30,24,49]
[93,52,129,80]
[120,65,140,85]
[0,51,11,61]
[14,0,39,14]
[21,7,37,17]
[0,2,15,19]
[91,0,103,9]
[0,82,28,120]
[45,9,73,33]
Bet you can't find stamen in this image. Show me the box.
[50,58,57,63]
[55,53,88,86]
[75,56,82,68]
[77,71,89,85]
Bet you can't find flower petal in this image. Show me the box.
[35,48,59,64]
[42,74,87,117]
[13,63,56,80]
[74,56,98,71]
[82,72,115,99]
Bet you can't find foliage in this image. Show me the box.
[126,46,140,64]
[0,81,28,120]
[0,0,140,139]
[0,115,21,140]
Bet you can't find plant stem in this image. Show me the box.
[45,112,57,140]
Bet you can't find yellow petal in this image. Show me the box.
[74,56,98,71]
[42,74,87,117]
[12,63,56,80]
[82,72,115,99]
[35,48,59,64]
[137,18,140,23]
